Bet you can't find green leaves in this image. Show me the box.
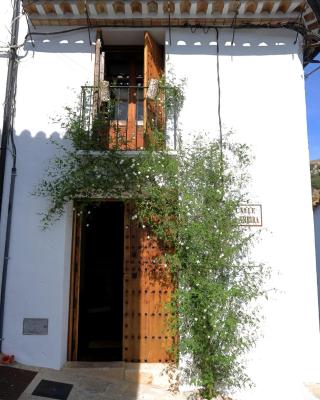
[35,80,268,399]
[134,139,268,399]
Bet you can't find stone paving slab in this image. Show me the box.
[17,364,190,400]
[5,362,320,400]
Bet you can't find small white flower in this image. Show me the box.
[132,214,137,220]
[194,318,198,321]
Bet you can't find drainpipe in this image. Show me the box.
[0,0,20,352]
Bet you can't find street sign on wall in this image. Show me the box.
[237,204,262,227]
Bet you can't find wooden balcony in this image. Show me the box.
[79,85,174,151]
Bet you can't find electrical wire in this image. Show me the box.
[215,27,223,152]
[214,27,224,187]
[294,1,306,44]
[23,9,35,47]
[168,1,172,46]
[84,0,93,45]
[231,3,240,46]
[0,0,19,353]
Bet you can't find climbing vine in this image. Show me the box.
[35,78,269,399]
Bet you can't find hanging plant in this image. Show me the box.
[34,77,269,400]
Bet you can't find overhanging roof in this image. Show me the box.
[22,1,320,61]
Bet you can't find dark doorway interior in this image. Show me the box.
[78,202,124,361]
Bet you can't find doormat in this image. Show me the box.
[32,379,73,400]
[0,365,37,400]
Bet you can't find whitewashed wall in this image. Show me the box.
[0,6,319,397]
[166,28,320,400]
[0,6,95,368]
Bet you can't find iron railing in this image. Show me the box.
[80,85,177,151]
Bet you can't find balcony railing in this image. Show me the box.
[79,85,177,151]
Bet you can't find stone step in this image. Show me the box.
[63,361,176,388]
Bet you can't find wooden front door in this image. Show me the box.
[68,202,174,363]
[68,210,82,361]
[123,203,174,362]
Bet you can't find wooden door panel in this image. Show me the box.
[68,209,82,361]
[123,202,174,362]
[144,32,164,139]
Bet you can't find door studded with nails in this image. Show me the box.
[123,202,174,363]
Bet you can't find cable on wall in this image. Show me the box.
[231,6,239,46]
[168,1,172,46]
[0,0,20,353]
[23,9,35,48]
[214,28,223,153]
[294,1,306,44]
[84,0,93,45]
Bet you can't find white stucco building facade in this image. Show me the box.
[1,1,320,399]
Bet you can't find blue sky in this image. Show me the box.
[305,60,320,160]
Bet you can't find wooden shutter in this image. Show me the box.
[68,210,82,361]
[93,32,106,113]
[123,203,174,363]
[144,32,164,140]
